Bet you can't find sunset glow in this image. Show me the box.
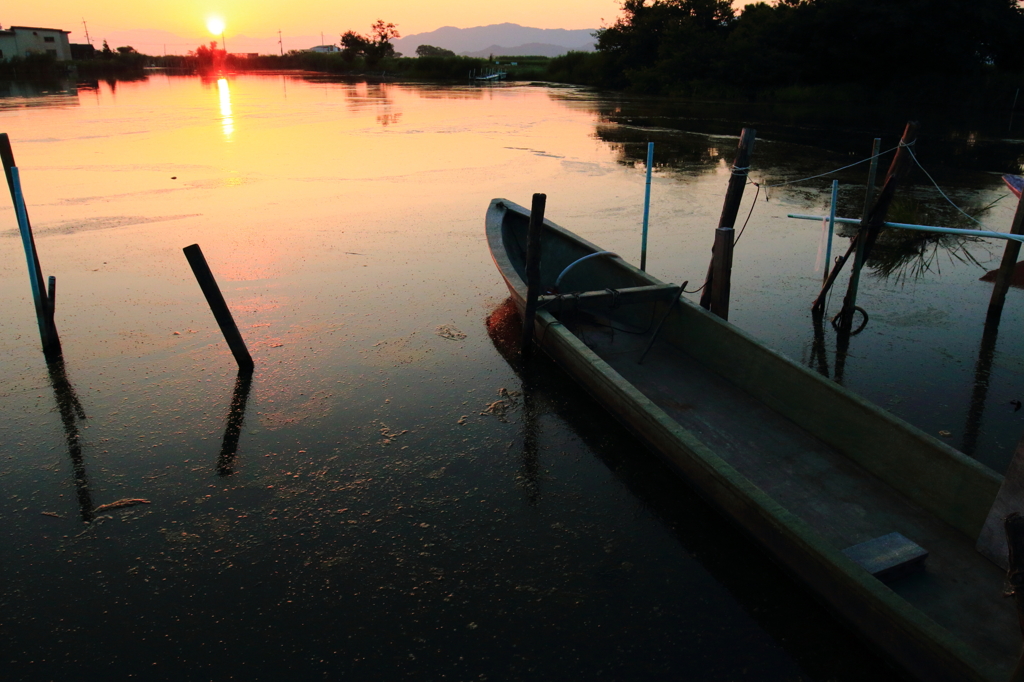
[207,17,226,36]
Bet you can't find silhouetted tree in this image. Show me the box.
[416,44,455,57]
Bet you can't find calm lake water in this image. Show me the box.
[2,72,1023,680]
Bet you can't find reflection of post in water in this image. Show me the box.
[961,314,1002,457]
[519,368,541,504]
[46,356,94,521]
[809,312,831,379]
[217,371,253,476]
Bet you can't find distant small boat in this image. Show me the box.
[1003,174,1024,198]
[487,196,1016,682]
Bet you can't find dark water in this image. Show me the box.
[4,72,1022,679]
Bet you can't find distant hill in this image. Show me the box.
[392,23,596,58]
[461,42,595,58]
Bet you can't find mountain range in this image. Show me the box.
[392,24,596,57]
[83,24,597,58]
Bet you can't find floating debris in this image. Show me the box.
[40,511,64,519]
[938,430,952,437]
[94,498,151,513]
[435,324,467,341]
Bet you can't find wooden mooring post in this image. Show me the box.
[183,244,254,373]
[986,188,1024,324]
[700,128,756,312]
[521,193,547,357]
[709,227,735,320]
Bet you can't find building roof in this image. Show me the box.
[6,26,72,34]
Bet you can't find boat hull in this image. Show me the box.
[486,197,1011,682]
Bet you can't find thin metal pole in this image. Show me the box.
[640,142,654,271]
[12,167,58,354]
[824,179,838,283]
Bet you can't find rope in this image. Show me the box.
[755,145,900,191]
[902,143,990,229]
[733,184,761,246]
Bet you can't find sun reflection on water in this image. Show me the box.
[217,77,234,138]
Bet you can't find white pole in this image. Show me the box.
[640,142,654,271]
[788,213,1024,244]
[824,180,838,282]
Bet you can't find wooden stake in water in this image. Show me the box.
[11,167,60,355]
[709,227,735,320]
[986,188,1024,323]
[521,193,547,357]
[640,142,654,271]
[861,138,881,223]
[183,244,254,373]
[700,128,756,310]
[823,179,838,283]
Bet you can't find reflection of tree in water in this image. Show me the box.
[861,195,998,285]
[45,356,95,521]
[336,81,400,127]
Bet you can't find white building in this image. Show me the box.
[0,25,72,61]
[307,45,340,54]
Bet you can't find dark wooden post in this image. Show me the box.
[521,193,547,357]
[183,244,254,373]
[700,128,756,310]
[861,138,882,223]
[986,189,1024,323]
[1005,512,1024,682]
[709,227,734,320]
[812,122,918,319]
[835,123,919,332]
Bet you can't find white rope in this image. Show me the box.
[901,142,989,228]
[757,145,899,189]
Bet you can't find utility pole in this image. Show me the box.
[278,30,283,56]
[82,19,92,45]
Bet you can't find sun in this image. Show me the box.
[206,17,226,36]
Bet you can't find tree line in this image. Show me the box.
[548,0,1024,97]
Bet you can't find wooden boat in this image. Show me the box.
[486,197,1016,682]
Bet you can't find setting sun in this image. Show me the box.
[206,17,225,36]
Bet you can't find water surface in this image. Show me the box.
[2,72,1022,679]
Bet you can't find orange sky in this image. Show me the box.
[6,1,621,42]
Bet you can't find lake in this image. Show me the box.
[1,72,1022,680]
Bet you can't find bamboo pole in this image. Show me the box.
[700,128,756,309]
[812,122,919,317]
[836,123,919,332]
[521,193,546,357]
[986,188,1024,323]
[183,244,254,373]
